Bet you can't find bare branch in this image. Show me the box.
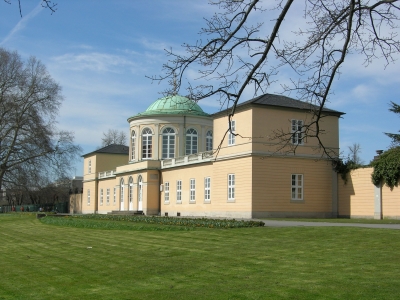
[151,0,400,158]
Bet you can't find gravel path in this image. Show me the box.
[260,219,400,229]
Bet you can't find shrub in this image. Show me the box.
[68,214,265,229]
[371,147,400,189]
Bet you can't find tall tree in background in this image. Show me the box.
[385,101,400,146]
[153,0,400,157]
[0,48,81,193]
[101,129,127,147]
[348,143,363,165]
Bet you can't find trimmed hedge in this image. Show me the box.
[68,214,265,229]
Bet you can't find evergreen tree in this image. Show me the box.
[385,102,400,146]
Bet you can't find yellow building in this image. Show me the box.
[80,93,344,218]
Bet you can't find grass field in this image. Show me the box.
[1,213,400,300]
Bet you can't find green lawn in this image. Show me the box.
[1,213,400,300]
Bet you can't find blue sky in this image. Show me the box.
[1,0,399,176]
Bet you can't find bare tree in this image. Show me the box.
[0,48,81,192]
[151,0,400,157]
[3,0,57,17]
[348,143,363,165]
[101,129,127,147]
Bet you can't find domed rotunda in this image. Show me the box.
[127,95,213,162]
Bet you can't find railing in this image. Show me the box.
[161,151,213,168]
[98,170,116,179]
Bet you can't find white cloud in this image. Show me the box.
[350,84,377,103]
[51,52,138,73]
[0,1,42,46]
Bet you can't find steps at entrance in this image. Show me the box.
[108,210,144,216]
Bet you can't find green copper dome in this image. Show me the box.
[128,95,209,120]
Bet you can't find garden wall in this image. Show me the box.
[338,167,400,219]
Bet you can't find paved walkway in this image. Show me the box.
[260,219,400,230]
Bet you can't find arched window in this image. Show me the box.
[131,131,136,161]
[142,128,152,159]
[162,127,175,159]
[206,130,213,151]
[186,128,198,155]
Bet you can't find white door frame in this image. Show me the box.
[138,176,143,211]
[120,179,124,211]
[128,177,134,211]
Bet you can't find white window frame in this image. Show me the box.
[162,127,175,159]
[190,179,196,202]
[228,120,236,146]
[176,180,182,203]
[291,119,304,145]
[164,182,170,203]
[206,131,213,151]
[87,189,90,205]
[113,187,116,205]
[186,128,198,155]
[142,128,153,159]
[106,188,110,205]
[88,159,92,174]
[228,174,235,201]
[204,177,211,202]
[131,130,136,161]
[291,174,304,200]
[100,189,103,206]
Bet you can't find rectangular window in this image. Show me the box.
[106,188,110,205]
[204,177,211,202]
[291,174,303,200]
[177,180,182,202]
[228,120,236,145]
[113,187,116,205]
[100,189,103,205]
[190,179,196,202]
[88,159,92,174]
[164,182,170,202]
[87,189,90,205]
[291,120,303,145]
[228,174,235,201]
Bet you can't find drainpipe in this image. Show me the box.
[374,150,383,219]
[158,169,161,216]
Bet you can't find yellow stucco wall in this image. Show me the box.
[252,156,334,218]
[93,170,161,215]
[382,182,400,219]
[83,155,97,181]
[213,109,253,157]
[251,106,340,156]
[338,168,375,218]
[83,153,128,177]
[95,153,128,173]
[82,180,97,214]
[160,162,215,216]
[160,157,253,218]
[97,177,119,214]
